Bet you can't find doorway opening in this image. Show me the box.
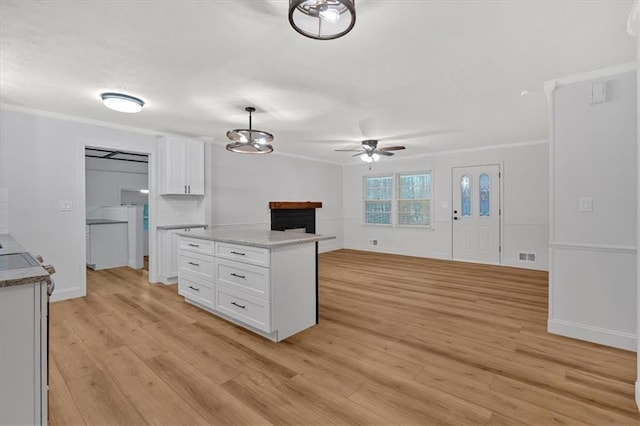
[452,164,502,264]
[83,146,152,288]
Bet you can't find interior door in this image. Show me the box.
[452,164,501,264]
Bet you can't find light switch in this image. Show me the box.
[589,82,606,104]
[59,200,73,211]
[579,196,592,212]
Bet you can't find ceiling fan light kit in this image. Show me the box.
[335,139,406,163]
[100,92,145,113]
[226,107,274,154]
[289,0,356,40]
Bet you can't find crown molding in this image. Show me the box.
[544,62,636,90]
[628,0,639,36]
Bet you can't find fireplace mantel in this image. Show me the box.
[269,202,322,210]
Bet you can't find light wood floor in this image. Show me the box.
[49,249,639,425]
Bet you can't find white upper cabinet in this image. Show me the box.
[158,136,205,195]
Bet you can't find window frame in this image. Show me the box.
[395,170,433,229]
[362,174,394,226]
[361,170,434,229]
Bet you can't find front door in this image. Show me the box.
[452,164,501,264]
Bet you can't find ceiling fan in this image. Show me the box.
[335,139,405,163]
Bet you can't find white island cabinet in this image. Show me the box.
[177,229,334,342]
[1,234,52,426]
[158,136,204,195]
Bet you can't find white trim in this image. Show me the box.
[50,286,84,303]
[544,63,637,89]
[344,244,451,261]
[501,259,548,272]
[548,319,636,352]
[343,139,550,166]
[628,0,639,36]
[1,103,165,137]
[636,381,640,411]
[549,242,637,254]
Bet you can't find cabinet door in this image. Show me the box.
[186,141,205,195]
[158,137,187,195]
[158,137,204,195]
[158,229,180,283]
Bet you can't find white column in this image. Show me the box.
[629,0,640,412]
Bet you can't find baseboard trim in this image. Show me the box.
[344,244,450,260]
[50,286,85,302]
[128,260,143,269]
[548,319,637,352]
[499,259,548,271]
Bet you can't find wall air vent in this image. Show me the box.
[518,252,536,262]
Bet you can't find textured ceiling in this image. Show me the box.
[0,0,636,164]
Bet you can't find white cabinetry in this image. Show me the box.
[158,226,207,284]
[158,136,204,195]
[0,281,48,425]
[86,223,128,270]
[178,237,316,341]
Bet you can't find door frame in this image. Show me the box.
[78,142,158,297]
[451,162,504,265]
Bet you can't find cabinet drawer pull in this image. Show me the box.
[187,243,200,247]
[184,185,187,194]
[188,261,200,267]
[231,301,246,309]
[230,273,246,279]
[188,285,200,292]
[230,251,246,256]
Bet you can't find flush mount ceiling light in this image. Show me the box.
[289,0,356,40]
[100,92,145,113]
[226,107,274,154]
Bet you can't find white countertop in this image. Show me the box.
[0,234,51,287]
[178,229,335,248]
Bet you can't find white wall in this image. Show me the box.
[0,108,206,301]
[85,156,148,213]
[341,141,549,270]
[205,143,343,253]
[548,68,637,351]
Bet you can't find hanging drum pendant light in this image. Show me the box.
[226,107,274,154]
[289,0,356,40]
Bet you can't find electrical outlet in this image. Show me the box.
[368,239,378,246]
[59,200,73,211]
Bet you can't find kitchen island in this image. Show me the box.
[0,234,53,426]
[177,229,334,342]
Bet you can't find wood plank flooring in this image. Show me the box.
[49,249,639,425]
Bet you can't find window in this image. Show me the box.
[479,174,490,217]
[363,171,433,227]
[363,175,393,224]
[397,172,431,226]
[461,174,471,217]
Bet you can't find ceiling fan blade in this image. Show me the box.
[352,152,365,158]
[335,149,363,152]
[378,146,406,152]
[376,151,394,156]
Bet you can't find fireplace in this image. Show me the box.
[269,201,322,234]
[269,201,322,324]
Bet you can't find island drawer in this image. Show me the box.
[215,242,270,267]
[179,274,214,307]
[214,258,270,300]
[215,285,271,333]
[179,237,214,256]
[179,251,214,280]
